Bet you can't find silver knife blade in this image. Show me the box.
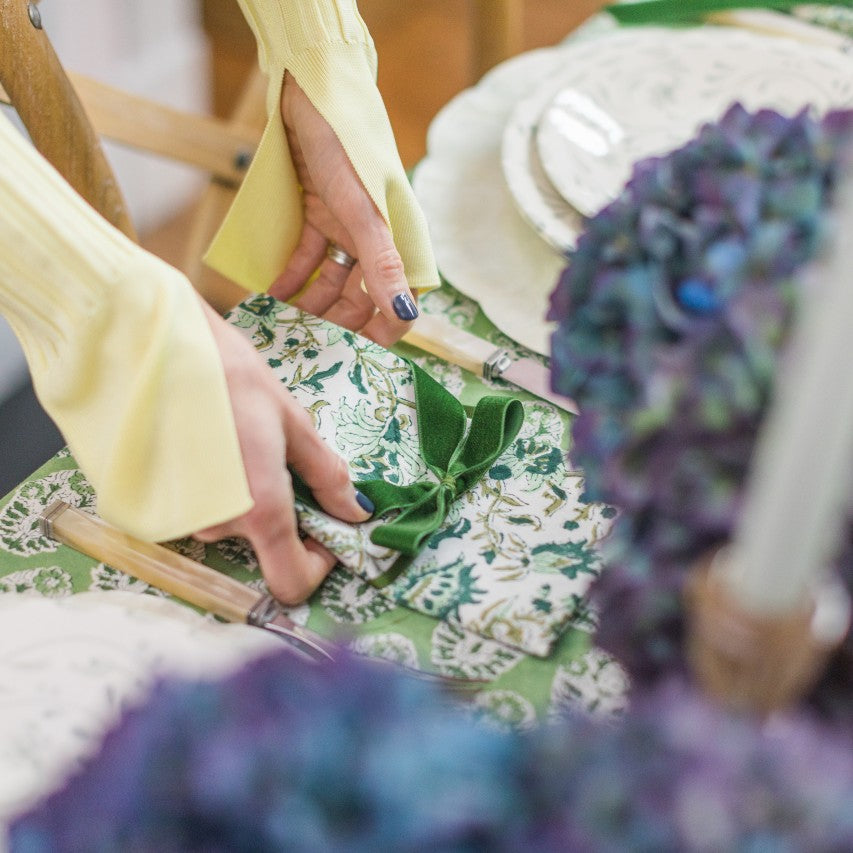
[402,313,578,414]
[38,500,337,663]
[500,356,578,414]
[247,594,336,662]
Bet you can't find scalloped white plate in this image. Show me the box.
[501,85,584,255]
[534,26,853,217]
[412,13,621,355]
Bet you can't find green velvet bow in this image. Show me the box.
[353,362,524,587]
[607,0,839,24]
[289,360,523,587]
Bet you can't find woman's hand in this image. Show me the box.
[268,75,419,348]
[192,299,373,604]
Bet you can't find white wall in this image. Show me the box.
[39,0,212,233]
[0,0,211,403]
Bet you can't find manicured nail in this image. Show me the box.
[355,490,375,515]
[392,292,419,322]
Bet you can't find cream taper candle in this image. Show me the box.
[723,153,853,614]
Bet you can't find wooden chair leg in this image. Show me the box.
[181,67,268,314]
[469,0,524,81]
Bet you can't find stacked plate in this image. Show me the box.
[413,21,853,355]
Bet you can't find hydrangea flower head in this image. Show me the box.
[548,103,853,688]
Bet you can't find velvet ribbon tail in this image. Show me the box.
[606,0,838,25]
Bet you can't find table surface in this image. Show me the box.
[4,5,849,829]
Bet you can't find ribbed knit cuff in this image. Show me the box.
[0,113,252,542]
[236,0,376,114]
[206,1,439,295]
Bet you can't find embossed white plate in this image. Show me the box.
[501,85,584,254]
[533,26,853,217]
[412,16,619,355]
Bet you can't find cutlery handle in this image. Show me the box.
[402,313,495,376]
[39,501,259,622]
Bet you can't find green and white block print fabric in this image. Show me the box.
[0,284,627,725]
[228,296,615,657]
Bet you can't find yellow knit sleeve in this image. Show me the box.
[0,113,252,542]
[204,0,439,296]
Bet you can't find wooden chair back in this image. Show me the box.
[0,0,135,238]
[0,0,263,311]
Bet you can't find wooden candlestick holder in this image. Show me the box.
[684,549,851,716]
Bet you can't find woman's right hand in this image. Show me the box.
[193,299,372,604]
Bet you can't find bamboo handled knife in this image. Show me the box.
[402,313,578,414]
[38,500,334,662]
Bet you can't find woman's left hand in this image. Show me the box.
[268,74,419,347]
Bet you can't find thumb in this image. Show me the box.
[350,204,419,332]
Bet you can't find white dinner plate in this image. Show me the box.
[501,84,584,255]
[412,16,620,355]
[533,26,853,217]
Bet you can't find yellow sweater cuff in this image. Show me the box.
[205,0,439,296]
[0,113,252,541]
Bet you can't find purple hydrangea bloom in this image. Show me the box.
[9,653,853,851]
[548,104,853,715]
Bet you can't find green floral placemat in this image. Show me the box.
[0,285,626,726]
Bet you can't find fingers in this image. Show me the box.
[196,527,336,606]
[319,273,376,331]
[196,304,371,605]
[269,220,362,310]
[268,224,326,302]
[195,445,357,606]
[281,395,375,523]
[358,290,419,348]
[282,77,418,334]
[244,512,336,605]
[337,194,417,337]
[194,473,336,605]
[236,388,371,603]
[259,533,336,607]
[292,258,358,318]
[268,221,364,323]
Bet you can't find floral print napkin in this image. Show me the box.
[227,296,614,657]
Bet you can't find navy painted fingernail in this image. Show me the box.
[392,292,419,321]
[355,490,375,515]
